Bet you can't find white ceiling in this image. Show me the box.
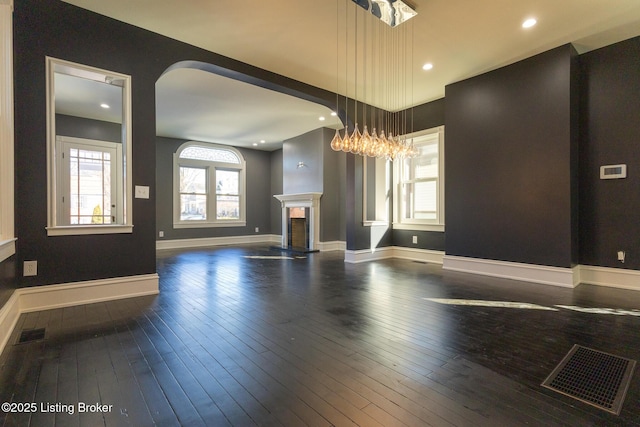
[155,69,343,150]
[61,0,640,150]
[55,73,124,124]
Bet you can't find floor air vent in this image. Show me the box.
[542,344,636,415]
[17,328,46,344]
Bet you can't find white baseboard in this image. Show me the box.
[156,234,281,250]
[157,235,346,252]
[579,265,640,291]
[345,247,395,263]
[345,246,445,264]
[317,241,346,252]
[443,255,579,288]
[0,273,159,356]
[392,247,445,264]
[0,291,20,358]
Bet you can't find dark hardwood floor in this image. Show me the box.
[1,245,640,426]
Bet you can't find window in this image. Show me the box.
[393,126,445,231]
[46,57,132,236]
[174,142,246,228]
[56,136,122,225]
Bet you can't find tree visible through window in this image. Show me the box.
[179,167,207,220]
[216,169,240,220]
[174,142,246,228]
[57,137,121,226]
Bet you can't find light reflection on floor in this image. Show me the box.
[425,298,640,316]
[424,298,558,310]
[242,255,307,260]
[556,305,640,316]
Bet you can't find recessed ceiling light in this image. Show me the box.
[522,18,537,29]
[100,103,110,109]
[330,111,337,117]
[422,63,433,71]
[319,116,326,121]
[260,140,266,144]
[252,143,258,146]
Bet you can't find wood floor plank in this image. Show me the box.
[127,355,180,425]
[2,245,640,426]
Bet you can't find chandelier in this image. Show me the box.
[330,0,418,161]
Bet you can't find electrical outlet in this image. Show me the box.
[24,260,38,277]
[412,235,418,244]
[159,231,164,238]
[618,251,626,263]
[255,227,259,233]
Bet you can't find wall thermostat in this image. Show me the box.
[600,164,627,179]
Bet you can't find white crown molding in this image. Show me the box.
[0,273,159,355]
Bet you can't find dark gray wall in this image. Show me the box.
[282,129,324,194]
[579,37,640,270]
[391,98,446,251]
[282,128,347,243]
[14,0,340,287]
[56,114,122,143]
[270,149,283,235]
[444,45,578,268]
[344,98,446,251]
[412,98,446,132]
[322,128,346,242]
[12,0,640,291]
[15,0,159,285]
[393,230,445,251]
[345,153,383,250]
[155,136,273,240]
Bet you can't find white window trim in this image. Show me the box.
[173,141,246,228]
[393,126,445,232]
[0,1,15,262]
[55,136,123,226]
[46,57,133,236]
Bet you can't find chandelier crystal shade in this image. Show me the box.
[330,0,418,161]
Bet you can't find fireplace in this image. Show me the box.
[289,208,308,249]
[274,193,322,251]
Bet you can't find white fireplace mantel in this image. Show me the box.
[274,193,322,250]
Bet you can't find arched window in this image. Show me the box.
[174,142,246,228]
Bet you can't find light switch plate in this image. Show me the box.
[135,185,150,199]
